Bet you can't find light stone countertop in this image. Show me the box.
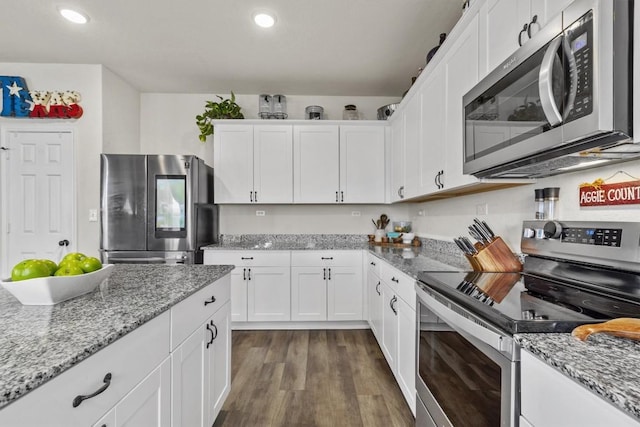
[0,264,234,409]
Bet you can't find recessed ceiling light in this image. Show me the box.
[253,12,276,28]
[59,8,89,24]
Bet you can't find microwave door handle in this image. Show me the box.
[562,36,578,121]
[538,36,564,127]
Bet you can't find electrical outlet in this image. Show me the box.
[256,210,266,216]
[476,203,489,216]
[351,211,361,217]
[88,209,98,222]
[417,210,425,216]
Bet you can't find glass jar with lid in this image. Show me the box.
[343,104,359,120]
[305,105,324,120]
[258,94,272,119]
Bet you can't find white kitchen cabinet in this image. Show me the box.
[116,358,171,427]
[339,125,385,203]
[170,278,231,427]
[213,124,293,203]
[291,251,363,321]
[417,65,446,195]
[247,266,291,321]
[479,0,570,75]
[380,280,398,372]
[293,124,385,204]
[396,297,416,416]
[367,264,383,342]
[293,125,340,203]
[93,409,115,427]
[520,350,639,427]
[203,251,290,323]
[402,92,421,200]
[390,113,405,201]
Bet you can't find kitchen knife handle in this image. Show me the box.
[204,296,216,306]
[72,373,112,408]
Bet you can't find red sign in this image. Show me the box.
[579,180,640,206]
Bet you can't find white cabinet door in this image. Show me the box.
[396,297,416,416]
[213,125,253,203]
[171,327,206,427]
[253,125,293,203]
[529,0,572,39]
[93,409,115,427]
[418,68,446,196]
[380,282,398,372]
[402,92,421,199]
[116,357,171,427]
[291,267,327,321]
[390,114,405,201]
[230,267,247,322]
[206,302,231,426]
[339,126,385,203]
[247,266,291,321]
[443,10,480,190]
[368,274,383,344]
[482,0,530,72]
[327,266,363,321]
[293,125,340,203]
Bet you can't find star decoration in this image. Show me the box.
[7,81,23,97]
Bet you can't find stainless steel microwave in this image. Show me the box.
[463,0,635,179]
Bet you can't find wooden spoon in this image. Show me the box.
[572,318,640,341]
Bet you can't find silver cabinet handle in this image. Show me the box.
[538,36,564,126]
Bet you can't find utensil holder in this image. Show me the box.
[466,237,522,272]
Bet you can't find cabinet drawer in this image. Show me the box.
[203,250,290,267]
[291,250,362,267]
[367,253,381,278]
[380,262,416,310]
[0,311,170,427]
[171,275,231,350]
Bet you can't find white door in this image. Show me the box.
[327,266,363,321]
[380,282,398,372]
[230,267,248,322]
[293,125,340,203]
[390,114,405,202]
[253,125,293,203]
[3,130,74,275]
[402,93,421,199]
[247,266,291,321]
[418,70,446,195]
[206,302,231,426]
[291,266,327,321]
[482,0,530,72]
[116,358,171,427]
[171,327,206,427]
[339,126,385,203]
[396,297,417,416]
[213,125,253,203]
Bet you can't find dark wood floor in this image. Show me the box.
[214,329,415,427]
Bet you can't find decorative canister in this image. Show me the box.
[272,94,287,119]
[343,104,358,120]
[305,105,324,120]
[259,94,272,119]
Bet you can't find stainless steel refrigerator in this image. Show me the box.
[100,154,218,264]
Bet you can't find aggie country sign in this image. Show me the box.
[579,179,640,206]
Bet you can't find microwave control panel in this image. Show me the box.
[564,10,594,123]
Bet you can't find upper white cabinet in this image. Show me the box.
[390,113,405,202]
[214,124,293,203]
[480,0,572,75]
[401,93,421,200]
[293,125,340,203]
[294,124,385,204]
[418,65,446,196]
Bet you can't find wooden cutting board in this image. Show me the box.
[572,318,640,341]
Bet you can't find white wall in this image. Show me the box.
[102,67,141,154]
[0,63,103,259]
[410,160,640,251]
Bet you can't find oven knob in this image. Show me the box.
[543,221,563,239]
[522,228,535,238]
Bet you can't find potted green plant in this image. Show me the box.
[196,91,244,142]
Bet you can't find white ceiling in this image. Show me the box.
[1,0,463,96]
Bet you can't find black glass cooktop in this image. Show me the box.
[417,270,640,334]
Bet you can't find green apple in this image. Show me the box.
[80,257,102,273]
[40,259,58,275]
[62,252,86,263]
[58,258,82,270]
[54,265,84,276]
[11,260,52,281]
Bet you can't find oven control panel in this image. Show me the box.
[561,227,622,247]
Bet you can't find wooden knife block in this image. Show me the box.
[464,237,522,272]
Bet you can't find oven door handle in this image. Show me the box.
[420,291,506,353]
[538,36,564,127]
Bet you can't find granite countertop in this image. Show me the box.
[0,264,234,409]
[516,333,640,421]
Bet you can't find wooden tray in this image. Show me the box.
[368,241,417,248]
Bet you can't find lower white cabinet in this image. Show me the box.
[290,251,363,321]
[247,266,291,321]
[396,297,416,415]
[380,281,398,372]
[520,350,639,427]
[368,269,383,343]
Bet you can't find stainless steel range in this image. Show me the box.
[416,220,640,427]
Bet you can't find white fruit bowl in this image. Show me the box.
[0,264,114,305]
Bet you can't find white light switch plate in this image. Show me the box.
[89,209,98,222]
